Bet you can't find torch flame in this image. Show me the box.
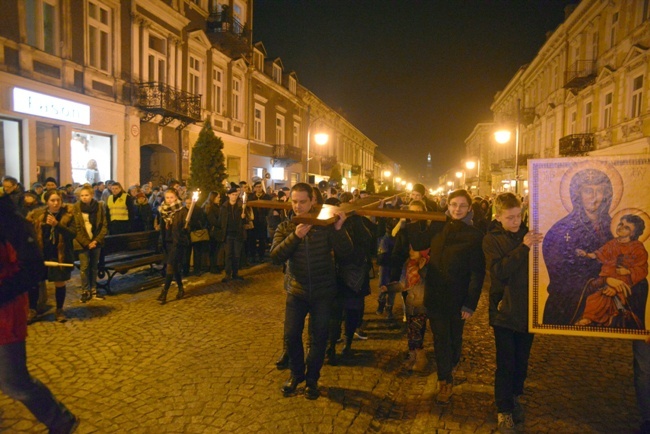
[192,190,199,201]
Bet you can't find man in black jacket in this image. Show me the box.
[270,183,352,399]
[0,194,79,433]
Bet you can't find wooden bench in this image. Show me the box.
[75,230,164,295]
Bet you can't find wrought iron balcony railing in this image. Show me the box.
[559,133,595,156]
[321,155,337,171]
[272,144,302,163]
[206,12,250,39]
[564,60,596,91]
[351,165,362,175]
[135,82,202,128]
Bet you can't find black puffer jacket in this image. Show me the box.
[424,218,485,317]
[482,220,530,332]
[271,218,353,301]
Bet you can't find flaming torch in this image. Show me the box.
[185,189,200,229]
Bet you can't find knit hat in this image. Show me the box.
[227,186,239,195]
[412,183,426,196]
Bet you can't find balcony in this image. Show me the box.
[321,155,337,171]
[564,60,596,91]
[351,165,362,176]
[559,134,595,156]
[272,144,302,167]
[499,158,515,170]
[206,10,251,58]
[518,153,537,166]
[135,82,201,130]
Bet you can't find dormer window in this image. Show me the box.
[254,51,263,71]
[288,77,296,94]
[272,64,282,84]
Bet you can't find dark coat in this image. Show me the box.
[482,221,530,332]
[337,215,374,296]
[270,217,353,301]
[215,201,246,242]
[424,218,486,317]
[27,204,77,266]
[160,207,190,264]
[205,203,221,241]
[390,220,439,282]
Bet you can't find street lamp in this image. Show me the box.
[306,105,329,181]
[465,160,480,196]
[383,170,392,190]
[494,98,521,195]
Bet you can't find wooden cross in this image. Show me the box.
[246,193,447,225]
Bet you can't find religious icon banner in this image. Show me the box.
[530,156,650,340]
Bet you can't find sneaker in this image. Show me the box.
[512,395,525,424]
[80,291,91,303]
[497,413,516,434]
[354,330,368,340]
[55,309,67,323]
[436,381,453,404]
[91,291,105,301]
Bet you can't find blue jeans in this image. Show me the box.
[634,340,650,422]
[78,247,101,292]
[0,340,76,432]
[284,293,332,382]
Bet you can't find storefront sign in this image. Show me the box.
[13,87,90,125]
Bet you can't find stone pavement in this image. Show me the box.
[0,262,642,433]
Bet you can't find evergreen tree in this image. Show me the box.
[189,120,227,200]
[329,164,343,187]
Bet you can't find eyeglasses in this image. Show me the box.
[448,203,469,209]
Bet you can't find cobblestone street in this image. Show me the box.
[0,262,641,433]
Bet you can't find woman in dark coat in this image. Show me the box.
[157,188,189,304]
[26,190,77,322]
[204,191,223,274]
[184,195,209,275]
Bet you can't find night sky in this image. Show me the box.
[253,0,578,179]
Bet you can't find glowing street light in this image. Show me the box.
[494,98,522,195]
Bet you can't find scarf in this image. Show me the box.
[80,199,99,233]
[445,208,474,226]
[159,199,183,228]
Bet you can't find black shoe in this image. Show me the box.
[176,288,184,300]
[157,289,168,305]
[281,376,305,396]
[326,347,338,366]
[221,276,231,283]
[233,275,244,281]
[80,291,90,303]
[275,352,289,370]
[304,380,320,400]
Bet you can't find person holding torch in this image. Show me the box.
[215,186,249,282]
[157,188,190,304]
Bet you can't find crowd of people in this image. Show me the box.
[0,174,648,433]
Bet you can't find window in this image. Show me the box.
[253,104,265,141]
[254,51,263,70]
[293,123,300,146]
[584,101,593,132]
[70,131,112,184]
[25,0,59,55]
[226,156,241,184]
[272,64,282,84]
[275,115,285,144]
[591,31,598,60]
[551,63,558,90]
[87,1,111,73]
[637,0,650,26]
[232,77,241,120]
[147,34,167,83]
[609,12,619,49]
[632,75,644,118]
[569,109,577,134]
[189,55,202,97]
[212,67,223,114]
[0,118,22,181]
[602,92,613,128]
[288,77,296,94]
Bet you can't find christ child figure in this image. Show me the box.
[574,214,648,327]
